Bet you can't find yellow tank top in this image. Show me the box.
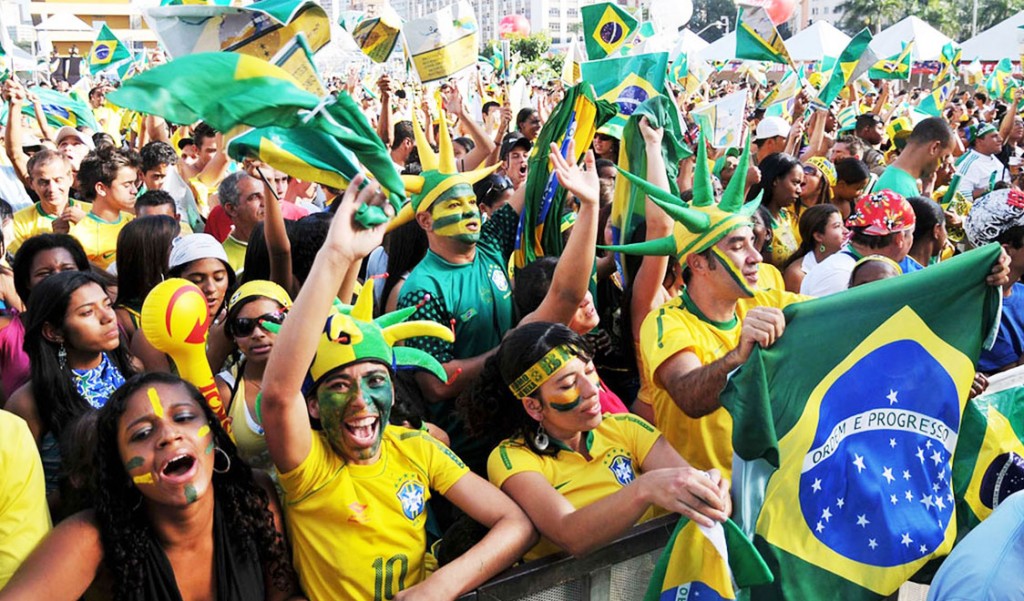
[221,369,273,472]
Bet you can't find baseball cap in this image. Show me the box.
[169,233,229,271]
[804,157,837,187]
[54,126,95,150]
[968,122,998,145]
[755,116,791,141]
[227,280,292,313]
[500,132,532,161]
[847,190,916,236]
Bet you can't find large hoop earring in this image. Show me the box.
[213,447,232,474]
[533,424,549,451]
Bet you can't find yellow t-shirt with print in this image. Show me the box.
[69,212,134,269]
[640,287,804,478]
[0,410,51,588]
[9,200,92,254]
[279,427,469,601]
[487,413,662,561]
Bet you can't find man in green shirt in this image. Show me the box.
[874,117,955,199]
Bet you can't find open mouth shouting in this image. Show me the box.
[345,415,380,448]
[160,452,198,484]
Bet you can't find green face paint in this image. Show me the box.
[549,396,582,412]
[431,184,481,244]
[317,368,394,462]
[205,440,214,455]
[710,245,757,297]
[185,484,198,504]
[125,456,145,471]
[544,369,599,412]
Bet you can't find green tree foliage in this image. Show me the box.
[837,0,1024,39]
[689,0,737,42]
[481,33,558,82]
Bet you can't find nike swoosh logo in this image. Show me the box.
[102,250,116,259]
[554,481,571,490]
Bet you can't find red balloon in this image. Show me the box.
[766,0,796,24]
[499,14,531,39]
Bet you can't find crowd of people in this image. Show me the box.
[1,51,1024,600]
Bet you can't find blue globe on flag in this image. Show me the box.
[93,43,111,62]
[616,86,649,116]
[798,339,960,568]
[600,22,623,45]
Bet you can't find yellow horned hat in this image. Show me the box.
[262,279,455,395]
[601,129,762,264]
[388,111,500,231]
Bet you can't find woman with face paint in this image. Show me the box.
[462,322,731,561]
[259,176,534,601]
[6,271,136,498]
[0,372,301,600]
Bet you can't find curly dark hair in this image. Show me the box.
[458,322,593,457]
[94,372,295,599]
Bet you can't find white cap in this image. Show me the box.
[755,116,791,141]
[55,126,95,150]
[169,233,229,271]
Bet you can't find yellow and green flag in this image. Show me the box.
[581,2,638,60]
[88,24,133,75]
[227,125,360,191]
[815,28,877,108]
[580,52,669,137]
[735,4,793,66]
[348,4,402,63]
[645,518,773,601]
[721,244,1003,599]
[868,41,913,80]
[986,58,1019,103]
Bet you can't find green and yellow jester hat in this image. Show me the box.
[267,279,455,395]
[387,111,501,231]
[600,129,763,296]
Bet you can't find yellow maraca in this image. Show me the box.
[141,278,231,435]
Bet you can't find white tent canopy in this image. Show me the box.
[784,21,850,61]
[697,31,737,62]
[961,11,1024,61]
[869,16,953,61]
[676,29,710,56]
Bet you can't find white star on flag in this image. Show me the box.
[856,514,870,527]
[931,450,944,466]
[921,494,935,509]
[822,507,832,522]
[836,497,845,508]
[868,538,878,549]
[933,482,941,492]
[882,467,895,484]
[903,470,911,480]
[935,496,946,510]
[853,454,866,473]
[816,521,825,533]
[938,469,945,480]
[890,494,898,505]
[901,532,913,547]
[887,389,899,405]
[926,440,933,449]
[905,490,914,502]
[919,544,928,554]
[889,438,897,448]
[916,447,925,463]
[812,478,822,492]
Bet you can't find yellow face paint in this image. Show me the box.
[147,387,164,419]
[197,425,210,438]
[133,472,155,485]
[546,367,601,412]
[430,192,481,243]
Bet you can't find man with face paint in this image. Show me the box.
[260,177,534,601]
[604,131,807,479]
[391,115,529,473]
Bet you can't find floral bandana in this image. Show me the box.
[846,190,916,236]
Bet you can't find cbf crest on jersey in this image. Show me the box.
[608,454,636,486]
[396,479,426,521]
[721,245,1003,600]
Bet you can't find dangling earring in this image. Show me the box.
[58,342,67,369]
[533,424,549,451]
[819,244,826,253]
[213,447,232,474]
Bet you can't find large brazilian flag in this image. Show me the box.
[721,244,1003,599]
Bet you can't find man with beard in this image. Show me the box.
[874,118,956,200]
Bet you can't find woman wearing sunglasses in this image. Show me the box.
[215,281,292,472]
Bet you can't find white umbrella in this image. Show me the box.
[784,21,851,62]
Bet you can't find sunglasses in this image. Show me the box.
[228,311,287,338]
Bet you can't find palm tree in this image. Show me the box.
[837,0,907,35]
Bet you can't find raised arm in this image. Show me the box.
[253,165,294,296]
[4,80,31,185]
[445,86,496,171]
[520,144,599,326]
[261,176,388,472]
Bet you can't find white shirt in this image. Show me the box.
[800,251,857,297]
[956,150,1009,197]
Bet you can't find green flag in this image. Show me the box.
[986,58,1019,103]
[514,82,616,268]
[735,4,793,66]
[580,52,668,137]
[87,24,133,75]
[26,87,99,130]
[868,41,914,80]
[645,518,774,600]
[721,245,1002,599]
[581,2,638,60]
[815,28,877,108]
[227,125,362,191]
[610,96,691,279]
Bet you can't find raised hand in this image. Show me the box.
[550,141,599,206]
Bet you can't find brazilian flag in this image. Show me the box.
[985,58,1019,103]
[88,24,133,75]
[868,41,914,81]
[514,82,616,268]
[953,386,1024,536]
[581,2,638,60]
[580,52,668,138]
[227,125,360,190]
[815,28,877,108]
[735,4,793,66]
[13,87,100,131]
[645,518,773,600]
[721,245,1003,600]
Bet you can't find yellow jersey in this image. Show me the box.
[0,410,51,588]
[279,427,469,601]
[487,413,662,561]
[69,211,133,269]
[640,287,803,478]
[8,200,92,254]
[222,235,247,276]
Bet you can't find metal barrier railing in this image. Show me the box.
[458,514,680,601]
